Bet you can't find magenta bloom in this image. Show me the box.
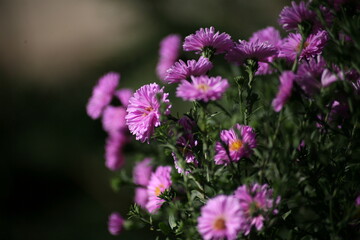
[102,106,127,134]
[135,187,148,208]
[133,158,153,186]
[183,27,233,55]
[126,83,171,143]
[176,75,229,102]
[105,134,126,171]
[278,1,315,31]
[280,30,328,61]
[197,195,242,240]
[214,124,256,165]
[321,69,344,87]
[86,72,119,119]
[146,166,172,213]
[108,212,124,235]
[234,184,280,236]
[115,88,133,107]
[272,71,295,112]
[225,40,278,66]
[156,34,181,80]
[164,56,213,84]
[296,57,326,96]
[356,195,360,206]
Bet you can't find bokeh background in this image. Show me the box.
[4,0,287,239]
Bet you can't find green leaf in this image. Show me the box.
[282,210,292,220]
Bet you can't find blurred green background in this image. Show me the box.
[3,0,286,239]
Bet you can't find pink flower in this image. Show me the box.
[225,40,278,66]
[133,158,153,186]
[279,30,328,61]
[321,69,344,87]
[135,187,148,208]
[176,75,229,102]
[197,195,242,240]
[146,166,172,213]
[86,72,119,119]
[183,27,233,54]
[164,56,213,84]
[278,1,315,31]
[272,71,295,112]
[102,106,127,135]
[108,212,124,235]
[115,88,133,107]
[104,134,126,171]
[234,184,280,236]
[214,124,256,165]
[156,34,181,80]
[126,83,171,143]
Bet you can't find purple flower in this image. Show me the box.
[272,71,295,112]
[133,158,153,186]
[115,88,134,107]
[183,27,233,55]
[215,124,256,165]
[105,134,126,171]
[279,30,328,61]
[126,83,171,143]
[225,40,278,66]
[197,195,242,240]
[178,115,197,132]
[135,187,148,208]
[108,212,124,235]
[321,69,344,87]
[102,106,127,135]
[164,56,213,84]
[86,72,119,119]
[176,75,229,102]
[234,184,280,236]
[356,195,360,206]
[146,166,172,213]
[156,34,181,80]
[278,1,315,31]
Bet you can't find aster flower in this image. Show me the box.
[156,34,181,80]
[278,1,315,31]
[126,83,171,143]
[133,158,153,186]
[234,184,280,236]
[115,88,133,107]
[321,69,344,87]
[135,187,148,208]
[279,30,328,61]
[146,166,172,213]
[105,134,126,171]
[108,212,124,235]
[102,106,127,135]
[183,26,233,55]
[164,56,213,84]
[86,72,119,119]
[197,195,242,240]
[272,71,295,112]
[214,124,256,165]
[225,40,278,66]
[176,75,229,102]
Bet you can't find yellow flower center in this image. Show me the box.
[296,41,309,52]
[155,184,165,196]
[213,217,226,230]
[142,106,154,116]
[197,83,210,92]
[229,139,243,151]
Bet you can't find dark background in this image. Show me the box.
[3,0,286,239]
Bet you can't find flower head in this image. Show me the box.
[102,106,127,135]
[234,184,280,236]
[197,195,242,240]
[279,30,328,61]
[278,1,315,31]
[86,72,119,119]
[183,27,233,55]
[126,83,171,143]
[135,187,148,208]
[146,166,172,213]
[156,34,181,80]
[225,40,278,66]
[133,158,153,186]
[176,75,229,102]
[272,71,295,112]
[105,134,126,171]
[115,88,134,107]
[108,212,124,235]
[321,69,344,87]
[164,56,213,84]
[215,124,256,165]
